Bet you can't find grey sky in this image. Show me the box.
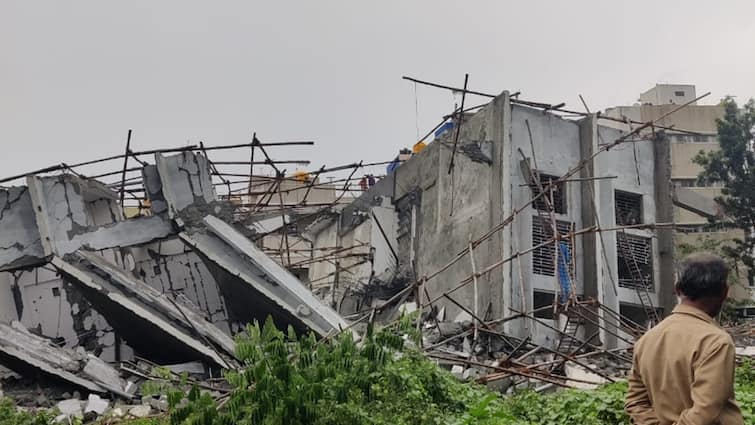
[2,1,754,183]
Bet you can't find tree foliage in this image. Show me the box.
[694,97,755,281]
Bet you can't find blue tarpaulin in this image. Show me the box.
[557,242,572,303]
[386,157,401,174]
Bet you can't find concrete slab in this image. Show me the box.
[154,152,216,218]
[51,252,236,368]
[23,175,174,258]
[0,321,127,395]
[180,215,349,337]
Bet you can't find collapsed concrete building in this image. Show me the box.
[0,151,347,393]
[304,91,676,349]
[1,84,711,402]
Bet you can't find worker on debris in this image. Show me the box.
[625,253,744,425]
[412,140,426,154]
[367,174,376,187]
[359,176,368,191]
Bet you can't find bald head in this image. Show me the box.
[676,253,729,301]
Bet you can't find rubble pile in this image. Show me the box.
[0,149,348,420]
[421,318,631,392]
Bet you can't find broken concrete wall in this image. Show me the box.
[307,217,372,313]
[305,177,399,315]
[154,152,217,220]
[397,107,498,323]
[371,202,399,282]
[27,175,118,256]
[0,186,45,271]
[0,272,20,323]
[53,251,235,367]
[130,238,231,334]
[24,175,172,258]
[306,218,340,297]
[0,268,130,362]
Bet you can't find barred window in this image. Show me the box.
[533,290,556,319]
[617,233,653,290]
[530,173,566,214]
[532,216,574,276]
[615,190,643,225]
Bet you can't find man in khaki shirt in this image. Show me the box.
[625,254,744,425]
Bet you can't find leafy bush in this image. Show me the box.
[170,316,481,425]
[2,318,752,425]
[160,317,755,425]
[735,360,755,422]
[0,398,54,425]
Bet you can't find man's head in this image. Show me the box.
[675,253,729,317]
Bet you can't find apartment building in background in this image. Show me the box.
[605,84,754,306]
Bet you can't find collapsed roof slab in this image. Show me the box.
[0,321,132,397]
[51,251,236,368]
[180,215,349,337]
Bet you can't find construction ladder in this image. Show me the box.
[555,309,581,355]
[617,230,660,327]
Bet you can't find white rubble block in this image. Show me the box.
[736,346,755,357]
[110,407,125,418]
[129,404,152,418]
[149,394,169,412]
[564,362,611,390]
[56,399,83,417]
[125,380,138,395]
[451,365,464,379]
[398,302,417,315]
[84,394,109,415]
[462,368,479,381]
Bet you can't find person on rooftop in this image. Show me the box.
[625,253,744,425]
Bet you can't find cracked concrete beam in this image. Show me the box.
[180,215,349,337]
[52,252,236,368]
[0,321,130,396]
[0,186,46,271]
[70,215,175,252]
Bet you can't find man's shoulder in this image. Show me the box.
[636,314,732,348]
[705,325,735,346]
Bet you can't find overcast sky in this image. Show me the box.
[2,1,754,184]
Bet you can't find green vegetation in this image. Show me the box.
[1,319,753,424]
[0,398,53,425]
[163,318,754,425]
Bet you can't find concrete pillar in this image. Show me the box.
[653,132,676,316]
[579,117,621,348]
[489,92,519,333]
[578,115,600,340]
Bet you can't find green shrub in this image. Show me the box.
[3,318,752,425]
[161,317,755,425]
[0,398,54,425]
